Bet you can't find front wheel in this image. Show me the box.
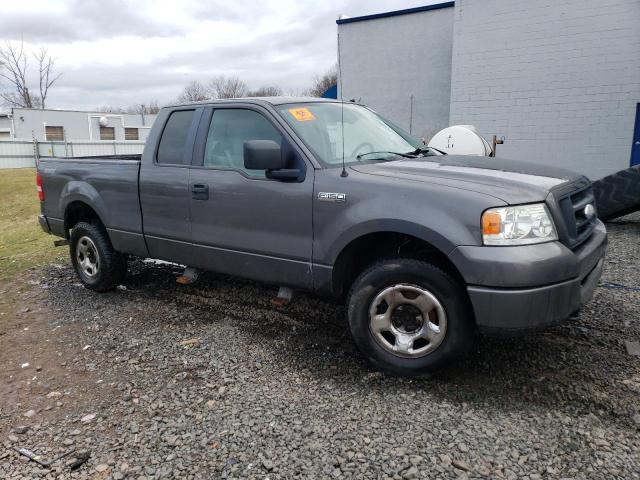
[346,258,475,376]
[69,222,127,292]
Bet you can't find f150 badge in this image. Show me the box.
[318,192,346,203]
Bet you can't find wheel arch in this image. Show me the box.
[329,224,465,299]
[63,200,106,239]
[60,181,109,238]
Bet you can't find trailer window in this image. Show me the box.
[100,126,115,140]
[45,126,64,141]
[124,127,139,140]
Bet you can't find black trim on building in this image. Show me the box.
[336,2,454,25]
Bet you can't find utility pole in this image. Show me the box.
[140,104,146,126]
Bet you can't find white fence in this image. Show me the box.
[0,140,35,169]
[0,139,146,169]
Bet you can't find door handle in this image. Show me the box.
[191,183,209,200]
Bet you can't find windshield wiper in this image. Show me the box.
[356,150,417,160]
[408,146,445,156]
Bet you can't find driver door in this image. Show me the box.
[188,105,314,288]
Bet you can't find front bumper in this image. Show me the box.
[450,220,607,336]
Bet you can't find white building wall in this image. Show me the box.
[0,109,154,168]
[449,0,640,179]
[338,5,455,141]
[9,108,157,142]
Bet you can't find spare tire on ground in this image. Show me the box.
[592,165,640,221]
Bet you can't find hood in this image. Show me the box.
[350,155,584,204]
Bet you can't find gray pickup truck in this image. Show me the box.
[37,97,607,375]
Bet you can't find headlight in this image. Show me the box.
[482,203,558,246]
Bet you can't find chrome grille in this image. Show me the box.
[558,185,597,248]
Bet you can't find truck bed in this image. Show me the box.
[37,155,145,255]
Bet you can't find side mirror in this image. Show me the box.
[243,140,284,171]
[244,139,303,181]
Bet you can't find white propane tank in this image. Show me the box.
[428,125,493,156]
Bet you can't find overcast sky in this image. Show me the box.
[0,0,436,110]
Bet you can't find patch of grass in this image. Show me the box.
[0,168,64,284]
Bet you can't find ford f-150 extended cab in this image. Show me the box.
[37,97,607,375]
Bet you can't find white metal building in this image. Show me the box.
[0,108,157,169]
[0,108,156,142]
[338,0,640,179]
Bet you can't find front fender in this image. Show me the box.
[313,168,499,268]
[325,218,458,266]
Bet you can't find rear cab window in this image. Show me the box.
[157,110,195,164]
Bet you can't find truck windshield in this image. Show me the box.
[276,102,429,167]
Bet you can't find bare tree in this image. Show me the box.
[306,64,337,97]
[34,47,62,109]
[95,101,162,115]
[247,86,283,97]
[95,105,126,113]
[0,41,33,108]
[126,101,161,115]
[177,76,278,103]
[144,100,160,114]
[208,76,247,99]
[0,40,62,109]
[176,80,210,103]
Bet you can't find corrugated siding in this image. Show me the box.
[0,140,36,168]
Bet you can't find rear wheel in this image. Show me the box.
[70,222,126,292]
[346,258,474,376]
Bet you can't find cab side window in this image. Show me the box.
[204,109,282,177]
[157,110,195,165]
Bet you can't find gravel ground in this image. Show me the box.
[1,215,639,479]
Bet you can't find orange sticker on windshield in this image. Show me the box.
[289,107,315,122]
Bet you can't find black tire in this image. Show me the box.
[69,221,127,292]
[346,258,475,376]
[592,165,640,221]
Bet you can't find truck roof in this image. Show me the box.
[168,96,339,108]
